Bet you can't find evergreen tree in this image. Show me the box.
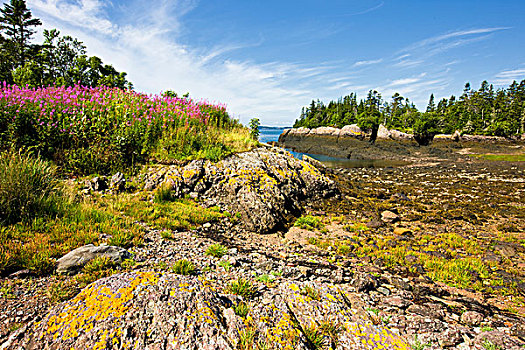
[426,94,436,112]
[0,0,41,69]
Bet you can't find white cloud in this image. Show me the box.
[353,58,383,67]
[404,27,509,52]
[493,68,525,85]
[29,0,337,126]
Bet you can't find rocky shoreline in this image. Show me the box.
[1,146,524,349]
[278,125,525,163]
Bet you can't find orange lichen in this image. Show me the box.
[46,272,159,343]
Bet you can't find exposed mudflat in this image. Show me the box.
[1,144,524,349]
[279,131,525,165]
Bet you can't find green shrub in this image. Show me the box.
[226,277,257,299]
[82,256,115,274]
[218,260,232,272]
[303,325,326,349]
[233,301,250,318]
[108,230,135,248]
[301,285,321,301]
[171,259,196,275]
[0,150,66,224]
[294,215,323,231]
[205,243,228,258]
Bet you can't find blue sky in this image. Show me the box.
[22,0,525,125]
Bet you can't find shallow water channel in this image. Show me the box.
[287,150,410,168]
[259,126,410,168]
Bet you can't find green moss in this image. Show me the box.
[294,215,324,231]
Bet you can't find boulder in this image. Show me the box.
[460,310,483,326]
[56,244,132,275]
[377,124,391,139]
[110,172,126,191]
[389,129,414,141]
[381,210,400,223]
[339,124,364,138]
[11,272,410,350]
[142,147,338,233]
[309,126,340,136]
[377,125,414,141]
[289,127,311,135]
[87,176,108,191]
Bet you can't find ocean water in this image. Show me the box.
[258,126,408,168]
[258,126,287,143]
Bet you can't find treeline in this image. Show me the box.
[294,79,525,142]
[0,0,131,89]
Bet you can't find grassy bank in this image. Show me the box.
[0,84,253,277]
[0,84,257,175]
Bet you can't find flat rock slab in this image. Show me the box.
[10,272,411,350]
[56,244,132,275]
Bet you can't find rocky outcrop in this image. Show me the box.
[56,244,132,275]
[142,147,338,233]
[377,125,414,141]
[12,272,410,350]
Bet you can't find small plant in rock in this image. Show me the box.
[8,323,23,332]
[0,282,15,299]
[318,320,343,348]
[227,277,257,299]
[206,243,228,258]
[233,301,250,318]
[337,244,352,255]
[270,270,282,277]
[83,256,115,274]
[171,259,196,275]
[381,315,392,325]
[238,326,257,350]
[218,260,232,272]
[294,215,324,231]
[411,335,430,350]
[301,285,321,301]
[160,231,173,240]
[481,339,501,350]
[344,222,369,233]
[75,256,117,287]
[256,274,274,285]
[121,258,137,270]
[303,324,326,349]
[156,261,169,270]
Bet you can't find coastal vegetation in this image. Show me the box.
[0,0,256,175]
[294,80,525,140]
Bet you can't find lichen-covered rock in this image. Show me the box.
[56,244,132,275]
[339,124,364,138]
[142,147,338,233]
[12,272,411,350]
[309,126,340,136]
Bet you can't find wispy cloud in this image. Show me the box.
[29,0,342,125]
[493,68,525,85]
[353,58,383,67]
[348,1,384,16]
[396,27,509,66]
[404,27,509,52]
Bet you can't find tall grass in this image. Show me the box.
[0,150,66,224]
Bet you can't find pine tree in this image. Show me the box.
[0,0,42,69]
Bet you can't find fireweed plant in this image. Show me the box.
[0,83,252,174]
